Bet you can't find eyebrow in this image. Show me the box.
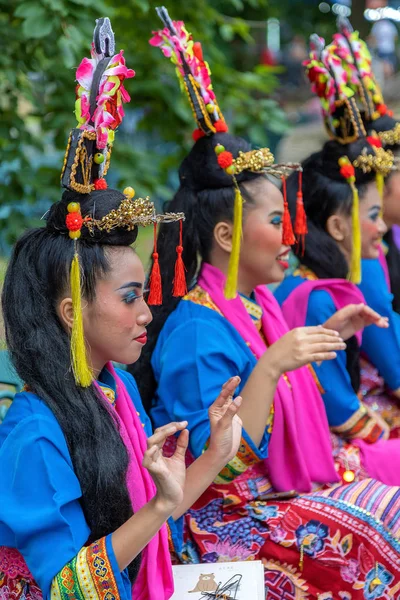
[368,205,381,212]
[269,210,283,216]
[116,282,143,291]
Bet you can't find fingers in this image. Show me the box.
[218,396,243,426]
[310,351,338,362]
[173,429,189,460]
[211,376,241,409]
[142,443,162,470]
[299,326,340,337]
[148,421,188,449]
[359,304,389,328]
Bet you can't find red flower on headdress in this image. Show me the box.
[367,136,382,149]
[94,178,108,190]
[217,151,234,169]
[340,164,355,180]
[66,212,83,232]
[215,120,229,133]
[377,104,388,116]
[192,128,206,142]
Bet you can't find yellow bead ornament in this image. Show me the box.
[123,186,136,199]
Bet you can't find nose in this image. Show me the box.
[377,215,388,237]
[138,299,153,326]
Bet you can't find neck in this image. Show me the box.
[206,258,258,297]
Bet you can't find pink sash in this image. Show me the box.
[198,263,339,493]
[95,363,173,600]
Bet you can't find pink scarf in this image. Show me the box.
[280,278,365,346]
[198,263,339,493]
[95,363,173,600]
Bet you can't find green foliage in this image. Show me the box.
[0,0,289,247]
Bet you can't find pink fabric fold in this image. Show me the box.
[279,275,400,486]
[95,363,173,600]
[198,263,340,493]
[280,278,365,346]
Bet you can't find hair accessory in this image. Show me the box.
[294,168,307,253]
[281,176,295,246]
[150,7,228,140]
[152,7,300,298]
[338,156,361,284]
[60,19,186,387]
[333,17,400,147]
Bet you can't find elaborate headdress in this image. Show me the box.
[150,7,304,298]
[333,17,400,148]
[304,34,395,283]
[61,17,185,387]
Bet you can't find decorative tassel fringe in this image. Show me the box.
[376,172,384,201]
[349,182,362,284]
[173,220,187,298]
[70,248,93,387]
[294,170,308,255]
[224,182,243,299]
[282,176,295,246]
[148,222,163,306]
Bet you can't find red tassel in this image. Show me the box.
[147,223,163,306]
[173,221,188,298]
[281,176,295,246]
[294,170,307,255]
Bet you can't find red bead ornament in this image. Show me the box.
[217,151,234,169]
[94,178,108,190]
[215,120,228,133]
[192,129,206,142]
[66,212,83,232]
[367,136,382,148]
[377,104,388,116]
[340,164,355,180]
[173,221,187,298]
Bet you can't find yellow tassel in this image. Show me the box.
[224,182,243,299]
[349,182,362,284]
[376,172,385,200]
[70,249,93,387]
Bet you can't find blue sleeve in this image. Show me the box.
[0,410,130,600]
[152,313,269,462]
[359,258,400,390]
[305,290,362,427]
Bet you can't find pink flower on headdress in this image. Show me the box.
[75,47,135,148]
[150,20,217,107]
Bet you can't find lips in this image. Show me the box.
[134,333,147,345]
[276,251,290,270]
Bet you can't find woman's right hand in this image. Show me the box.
[264,326,346,377]
[143,421,189,516]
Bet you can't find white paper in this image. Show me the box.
[171,561,265,600]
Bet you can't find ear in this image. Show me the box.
[213,220,233,254]
[58,296,74,332]
[325,213,349,242]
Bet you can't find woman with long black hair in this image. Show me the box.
[133,12,400,597]
[0,20,243,600]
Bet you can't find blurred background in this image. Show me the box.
[1,0,400,263]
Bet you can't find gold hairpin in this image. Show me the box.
[352,147,394,177]
[85,188,184,234]
[377,123,400,147]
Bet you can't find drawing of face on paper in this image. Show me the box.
[189,573,218,593]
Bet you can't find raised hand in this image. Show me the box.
[323,303,389,341]
[142,421,188,514]
[265,326,346,376]
[207,376,243,464]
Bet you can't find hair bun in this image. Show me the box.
[46,189,138,246]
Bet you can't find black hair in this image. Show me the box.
[2,188,141,582]
[131,133,264,410]
[286,138,378,393]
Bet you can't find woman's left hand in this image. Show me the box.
[207,376,243,464]
[323,303,389,341]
